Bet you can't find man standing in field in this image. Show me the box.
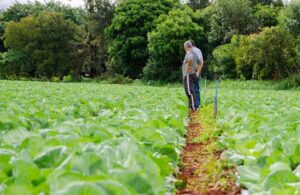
[182,41,201,112]
[190,40,204,109]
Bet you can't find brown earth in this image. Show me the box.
[176,112,241,195]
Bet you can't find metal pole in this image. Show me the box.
[214,75,218,116]
[204,77,207,94]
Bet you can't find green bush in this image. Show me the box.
[99,75,133,84]
[233,34,257,80]
[51,76,61,82]
[3,12,81,79]
[63,75,73,82]
[234,27,299,80]
[277,73,300,89]
[279,0,300,36]
[106,0,180,78]
[144,7,205,82]
[253,4,279,28]
[208,0,254,43]
[212,44,236,78]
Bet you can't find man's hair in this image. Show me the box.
[184,41,193,48]
[190,40,196,47]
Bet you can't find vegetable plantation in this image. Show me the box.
[0,80,300,194]
[0,80,187,194]
[216,88,300,194]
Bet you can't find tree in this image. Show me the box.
[186,0,210,10]
[107,0,180,78]
[250,0,272,5]
[249,0,283,6]
[209,0,254,44]
[144,7,205,82]
[3,12,81,78]
[279,0,300,36]
[233,35,257,79]
[0,50,27,78]
[234,27,299,80]
[253,4,280,29]
[0,1,85,24]
[253,27,298,79]
[83,0,115,77]
[212,44,236,78]
[0,1,85,54]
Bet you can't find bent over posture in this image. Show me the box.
[182,41,200,111]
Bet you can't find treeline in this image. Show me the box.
[0,0,299,83]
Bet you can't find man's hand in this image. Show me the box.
[196,72,200,78]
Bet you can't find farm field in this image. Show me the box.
[0,80,187,194]
[215,87,300,194]
[0,80,300,194]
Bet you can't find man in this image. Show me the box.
[182,41,201,112]
[190,40,204,109]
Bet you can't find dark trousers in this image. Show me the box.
[183,74,197,111]
[195,77,200,108]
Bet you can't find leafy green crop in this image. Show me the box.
[0,80,187,194]
[215,88,300,194]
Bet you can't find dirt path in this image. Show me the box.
[176,112,240,195]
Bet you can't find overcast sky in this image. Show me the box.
[0,0,85,10]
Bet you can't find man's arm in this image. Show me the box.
[196,49,204,77]
[196,61,203,76]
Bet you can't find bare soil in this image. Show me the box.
[176,112,241,195]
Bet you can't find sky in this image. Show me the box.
[0,0,85,10]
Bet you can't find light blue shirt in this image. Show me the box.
[193,47,203,65]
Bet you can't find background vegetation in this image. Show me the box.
[0,0,299,86]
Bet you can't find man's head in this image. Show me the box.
[184,41,193,52]
[190,40,196,47]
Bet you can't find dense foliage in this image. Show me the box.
[106,0,180,78]
[144,7,204,82]
[234,27,299,80]
[0,0,299,84]
[0,80,187,194]
[215,87,300,193]
[83,0,115,77]
[209,0,254,44]
[3,12,80,78]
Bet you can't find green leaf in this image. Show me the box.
[12,159,41,183]
[270,186,296,195]
[263,170,299,190]
[68,152,107,175]
[269,162,291,173]
[55,181,108,195]
[294,165,300,179]
[0,169,8,183]
[0,184,32,195]
[1,129,35,147]
[238,166,261,183]
[33,146,67,168]
[0,149,16,175]
[96,180,132,195]
[111,170,154,194]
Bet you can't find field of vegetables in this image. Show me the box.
[0,80,300,195]
[0,80,187,194]
[216,88,300,194]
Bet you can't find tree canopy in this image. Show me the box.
[0,0,299,83]
[107,0,180,78]
[3,12,81,78]
[144,7,205,82]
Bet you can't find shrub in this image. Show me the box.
[212,44,236,78]
[144,7,205,82]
